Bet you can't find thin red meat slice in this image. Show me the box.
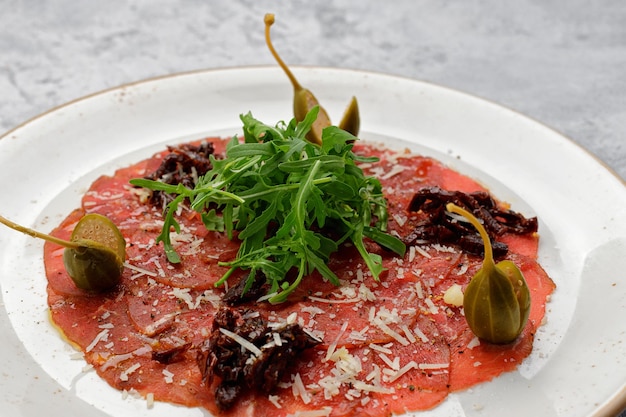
[43,137,556,416]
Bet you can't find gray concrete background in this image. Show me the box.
[1,0,624,182]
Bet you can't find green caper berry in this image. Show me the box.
[264,13,360,143]
[0,213,125,293]
[446,203,531,344]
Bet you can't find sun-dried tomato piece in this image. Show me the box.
[406,186,537,257]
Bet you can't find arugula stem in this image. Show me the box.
[351,227,384,281]
[214,266,237,288]
[269,258,307,304]
[295,159,322,231]
[237,177,332,201]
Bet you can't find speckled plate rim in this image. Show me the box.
[0,66,625,417]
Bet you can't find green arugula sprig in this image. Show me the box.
[130,107,406,303]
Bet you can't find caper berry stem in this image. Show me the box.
[0,214,81,249]
[445,202,530,344]
[446,203,495,271]
[264,13,332,146]
[264,13,302,91]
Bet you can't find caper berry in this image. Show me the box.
[446,203,531,344]
[63,213,126,291]
[338,96,360,137]
[0,212,125,292]
[264,13,360,143]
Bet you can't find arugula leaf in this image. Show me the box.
[130,108,406,303]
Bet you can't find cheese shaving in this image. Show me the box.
[308,296,360,304]
[162,369,175,384]
[123,262,158,277]
[323,321,349,362]
[368,343,393,355]
[400,324,417,343]
[372,318,410,346]
[292,373,312,404]
[467,336,481,349]
[388,361,419,383]
[146,392,154,409]
[381,165,408,180]
[414,245,432,259]
[85,329,110,352]
[219,328,262,357]
[351,380,394,394]
[412,325,430,343]
[269,395,282,409]
[168,287,195,309]
[418,362,450,370]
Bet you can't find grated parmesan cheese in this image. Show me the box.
[151,258,165,277]
[467,336,481,349]
[123,262,158,277]
[301,305,325,317]
[348,330,368,342]
[388,361,418,383]
[273,332,283,347]
[168,287,195,309]
[85,329,110,352]
[424,297,439,314]
[308,296,360,304]
[162,369,175,384]
[381,165,408,180]
[292,373,312,404]
[414,245,432,259]
[418,362,449,370]
[358,283,376,301]
[443,283,464,307]
[431,243,457,253]
[400,324,417,344]
[368,343,393,355]
[415,282,425,299]
[351,380,394,394]
[378,352,400,371]
[412,325,430,343]
[119,362,141,381]
[324,321,349,362]
[392,213,407,227]
[268,394,282,409]
[408,246,416,262]
[146,392,154,409]
[456,262,470,275]
[219,328,262,357]
[257,292,279,302]
[318,346,364,400]
[372,317,410,346]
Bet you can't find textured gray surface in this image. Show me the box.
[0,1,625,416]
[1,0,624,181]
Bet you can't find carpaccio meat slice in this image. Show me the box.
[44,138,555,417]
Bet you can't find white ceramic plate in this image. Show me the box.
[1,67,625,417]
